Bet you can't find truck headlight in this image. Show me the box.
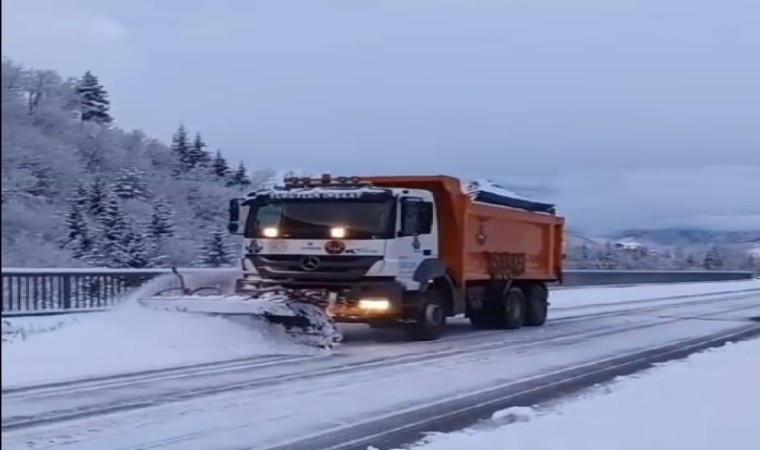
[358,299,390,311]
[330,227,346,238]
[262,227,279,238]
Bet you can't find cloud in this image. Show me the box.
[549,165,760,233]
[2,1,126,42]
[75,15,127,41]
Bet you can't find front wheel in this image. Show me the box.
[406,291,447,341]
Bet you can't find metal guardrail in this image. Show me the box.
[1,267,755,314]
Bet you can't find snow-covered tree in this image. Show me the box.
[198,227,234,267]
[73,183,89,209]
[596,242,618,269]
[227,161,252,187]
[171,123,191,171]
[117,227,167,268]
[702,246,724,270]
[89,198,129,267]
[61,199,94,258]
[185,132,211,168]
[88,177,109,216]
[76,71,112,124]
[0,57,282,268]
[21,159,55,197]
[211,150,230,178]
[112,167,148,199]
[147,198,175,239]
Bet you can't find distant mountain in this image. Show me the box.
[609,228,760,246]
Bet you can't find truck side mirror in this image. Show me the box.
[228,198,241,234]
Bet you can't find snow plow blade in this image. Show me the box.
[136,268,342,349]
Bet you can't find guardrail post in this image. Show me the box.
[62,275,72,310]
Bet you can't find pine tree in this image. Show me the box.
[702,246,724,270]
[185,132,211,168]
[171,123,191,171]
[198,227,234,267]
[112,167,148,199]
[76,71,112,124]
[88,177,109,216]
[74,183,89,209]
[597,242,618,269]
[90,198,129,267]
[227,161,252,187]
[118,227,167,268]
[148,198,175,239]
[24,160,55,197]
[685,253,697,267]
[211,149,230,178]
[61,200,94,258]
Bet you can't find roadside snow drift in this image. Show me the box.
[1,277,319,387]
[550,279,760,309]
[409,336,760,450]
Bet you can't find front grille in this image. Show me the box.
[249,255,383,281]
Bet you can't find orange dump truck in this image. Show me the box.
[229,174,565,341]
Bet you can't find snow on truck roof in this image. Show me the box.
[463,179,556,214]
[247,175,556,214]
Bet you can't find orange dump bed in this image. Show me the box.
[366,176,565,286]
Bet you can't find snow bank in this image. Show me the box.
[408,336,760,450]
[2,315,83,343]
[550,278,760,309]
[1,277,318,387]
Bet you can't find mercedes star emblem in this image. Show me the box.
[300,256,321,271]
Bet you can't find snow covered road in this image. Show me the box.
[2,281,759,450]
[408,331,760,450]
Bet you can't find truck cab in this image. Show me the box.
[227,175,451,336]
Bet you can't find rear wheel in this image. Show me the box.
[524,284,548,326]
[406,290,447,341]
[494,286,525,330]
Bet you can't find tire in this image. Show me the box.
[494,286,525,330]
[406,290,447,341]
[524,284,548,327]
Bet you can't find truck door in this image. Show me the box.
[392,195,438,289]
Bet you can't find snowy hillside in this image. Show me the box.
[564,230,759,272]
[0,58,278,268]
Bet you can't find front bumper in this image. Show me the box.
[234,277,418,323]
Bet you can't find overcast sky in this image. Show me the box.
[3,0,759,234]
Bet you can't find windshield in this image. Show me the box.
[246,200,395,240]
